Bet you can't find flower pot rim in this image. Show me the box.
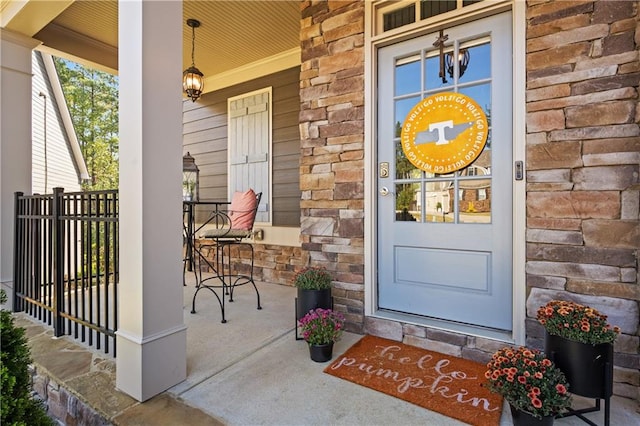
[545,331,614,347]
[508,403,556,423]
[507,401,558,419]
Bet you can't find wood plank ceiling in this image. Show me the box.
[8,0,300,78]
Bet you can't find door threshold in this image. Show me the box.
[373,309,515,344]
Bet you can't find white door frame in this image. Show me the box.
[363,0,527,345]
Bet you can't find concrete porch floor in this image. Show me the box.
[16,276,639,425]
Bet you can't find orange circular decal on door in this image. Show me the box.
[400,92,488,174]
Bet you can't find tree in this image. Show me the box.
[54,58,119,190]
[395,121,415,180]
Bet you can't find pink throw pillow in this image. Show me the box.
[229,189,258,230]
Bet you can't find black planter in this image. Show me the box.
[509,404,554,426]
[296,288,332,322]
[544,332,613,399]
[309,342,334,362]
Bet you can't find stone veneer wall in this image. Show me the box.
[196,240,308,286]
[299,0,638,403]
[31,365,110,426]
[523,0,639,404]
[300,1,366,333]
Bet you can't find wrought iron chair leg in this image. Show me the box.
[190,284,226,323]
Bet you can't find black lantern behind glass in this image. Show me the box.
[182,152,199,201]
[446,48,470,79]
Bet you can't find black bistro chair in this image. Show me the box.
[190,189,262,322]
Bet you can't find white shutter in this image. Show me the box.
[228,88,271,223]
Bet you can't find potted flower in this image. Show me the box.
[484,346,571,425]
[298,308,344,362]
[536,300,620,345]
[537,300,620,399]
[294,266,332,290]
[294,266,333,339]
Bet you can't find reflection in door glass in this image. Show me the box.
[395,183,421,222]
[395,140,421,179]
[395,97,420,134]
[459,84,491,119]
[459,179,491,223]
[424,180,453,223]
[458,42,491,83]
[425,52,453,91]
[390,32,495,226]
[395,57,420,96]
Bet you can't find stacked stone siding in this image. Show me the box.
[196,240,308,286]
[524,0,640,402]
[300,1,366,333]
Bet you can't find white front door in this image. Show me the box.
[377,12,513,330]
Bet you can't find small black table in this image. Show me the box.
[183,200,229,279]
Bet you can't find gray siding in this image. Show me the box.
[182,67,301,226]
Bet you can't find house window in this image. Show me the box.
[376,0,485,35]
[383,4,415,31]
[228,87,272,224]
[420,0,456,19]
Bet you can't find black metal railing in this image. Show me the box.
[13,188,119,355]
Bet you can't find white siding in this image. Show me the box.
[32,51,82,194]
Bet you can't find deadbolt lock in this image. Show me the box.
[379,162,389,178]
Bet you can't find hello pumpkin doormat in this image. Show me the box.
[324,335,503,426]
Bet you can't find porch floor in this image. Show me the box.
[17,276,639,425]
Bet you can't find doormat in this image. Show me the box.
[324,335,503,426]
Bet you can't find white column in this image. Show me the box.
[0,30,40,307]
[116,0,186,401]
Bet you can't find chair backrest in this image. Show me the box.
[228,189,262,231]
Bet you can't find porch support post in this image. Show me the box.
[0,30,40,307]
[116,0,186,401]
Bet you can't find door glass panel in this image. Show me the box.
[459,42,491,83]
[395,56,421,96]
[395,141,422,179]
[425,51,453,91]
[424,180,453,222]
[392,34,494,225]
[459,83,491,115]
[396,183,421,222]
[459,179,491,223]
[395,96,420,133]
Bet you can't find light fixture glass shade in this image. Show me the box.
[183,66,204,102]
[182,152,199,201]
[184,18,204,102]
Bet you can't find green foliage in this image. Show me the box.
[395,123,415,180]
[0,291,54,425]
[396,185,414,211]
[293,267,333,290]
[54,58,119,190]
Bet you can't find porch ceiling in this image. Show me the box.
[1,0,300,85]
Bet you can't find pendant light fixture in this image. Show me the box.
[183,18,204,102]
